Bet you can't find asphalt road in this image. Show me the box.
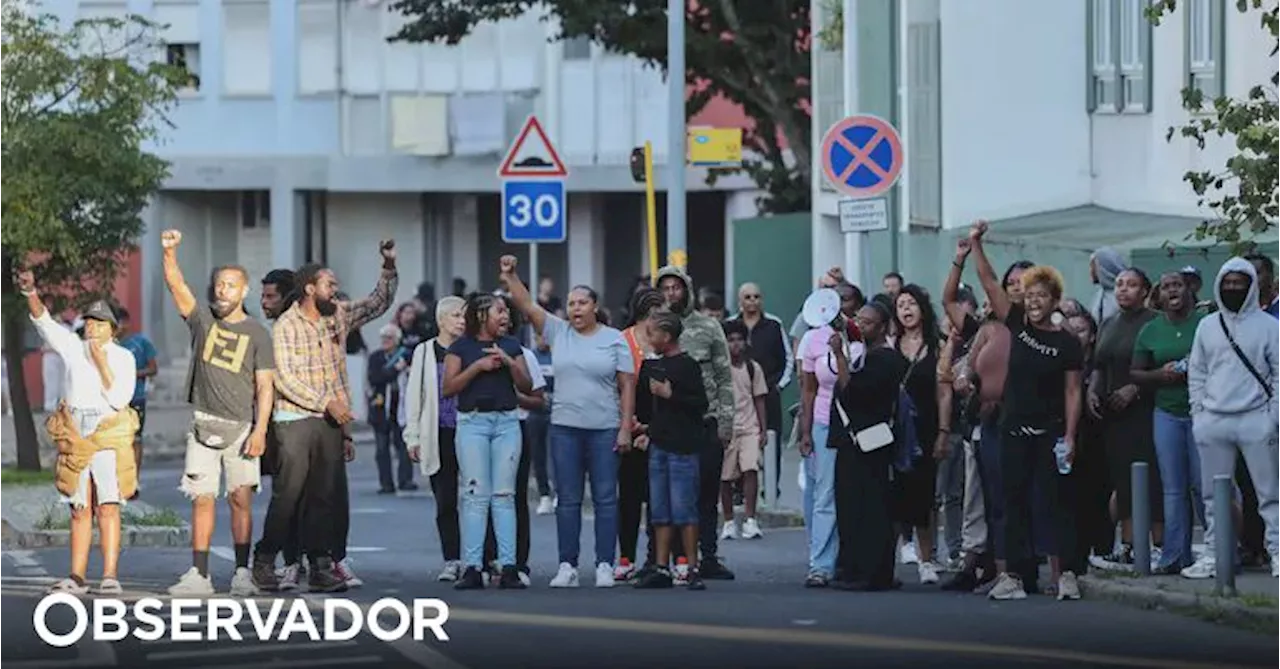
[3,448,1276,669]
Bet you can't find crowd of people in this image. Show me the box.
[20,218,1278,599]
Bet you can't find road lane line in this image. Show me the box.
[209,547,236,562]
[17,567,49,577]
[442,608,1268,669]
[304,596,472,669]
[8,549,40,567]
[146,640,359,660]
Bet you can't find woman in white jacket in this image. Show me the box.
[405,296,467,581]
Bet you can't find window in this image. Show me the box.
[1186,0,1224,101]
[240,191,270,228]
[166,43,202,91]
[1088,0,1151,114]
[297,0,337,94]
[222,2,272,96]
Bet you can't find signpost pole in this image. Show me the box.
[644,142,660,283]
[666,0,686,266]
[528,243,540,311]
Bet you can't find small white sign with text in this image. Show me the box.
[838,197,889,234]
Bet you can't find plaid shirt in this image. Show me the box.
[273,266,398,417]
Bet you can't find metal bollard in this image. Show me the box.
[763,429,777,510]
[1213,474,1237,597]
[1131,462,1151,576]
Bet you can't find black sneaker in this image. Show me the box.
[454,567,485,590]
[940,570,978,592]
[699,558,736,581]
[686,570,707,591]
[252,559,280,592]
[308,559,349,593]
[498,565,526,590]
[634,566,674,589]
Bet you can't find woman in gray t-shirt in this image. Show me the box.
[498,256,635,589]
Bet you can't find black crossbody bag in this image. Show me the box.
[1219,314,1274,400]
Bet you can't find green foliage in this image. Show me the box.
[1148,0,1279,255]
[388,0,812,214]
[2,1,184,312]
[1,466,55,486]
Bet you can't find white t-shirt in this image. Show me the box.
[31,311,135,434]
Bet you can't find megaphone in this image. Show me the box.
[801,288,841,329]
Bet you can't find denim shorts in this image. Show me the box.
[647,445,700,526]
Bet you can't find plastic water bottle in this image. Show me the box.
[1053,438,1072,475]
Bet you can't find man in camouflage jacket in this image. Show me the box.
[655,264,737,580]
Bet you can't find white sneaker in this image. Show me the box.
[595,562,616,588]
[335,558,363,587]
[899,542,920,565]
[278,563,302,591]
[918,561,940,585]
[1149,546,1163,571]
[229,567,258,596]
[987,573,1027,600]
[168,567,215,596]
[741,517,763,539]
[674,560,691,586]
[47,577,89,595]
[536,496,555,515]
[720,520,738,540]
[614,560,637,581]
[549,562,579,588]
[1180,556,1216,580]
[1057,571,1081,601]
[437,560,462,582]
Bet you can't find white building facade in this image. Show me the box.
[48,0,760,360]
[812,0,1276,295]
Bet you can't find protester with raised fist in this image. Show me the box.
[19,268,138,596]
[253,241,398,593]
[157,229,276,598]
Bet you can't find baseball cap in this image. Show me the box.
[82,300,118,327]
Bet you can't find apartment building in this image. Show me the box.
[42,0,760,362]
[811,0,1276,296]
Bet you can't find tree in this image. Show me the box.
[1148,0,1279,254]
[2,1,184,470]
[388,0,812,214]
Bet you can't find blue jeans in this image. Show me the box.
[550,425,619,567]
[1154,408,1205,569]
[648,446,700,525]
[977,415,1006,560]
[806,423,839,576]
[456,410,522,569]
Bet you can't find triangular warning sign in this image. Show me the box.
[498,115,569,178]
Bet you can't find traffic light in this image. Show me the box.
[630,146,645,183]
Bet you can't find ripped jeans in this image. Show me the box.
[456,410,523,569]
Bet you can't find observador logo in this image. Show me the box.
[33,594,451,646]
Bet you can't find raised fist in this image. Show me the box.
[968,220,989,241]
[161,229,182,249]
[955,237,972,259]
[499,255,518,276]
[15,268,35,293]
[379,239,396,260]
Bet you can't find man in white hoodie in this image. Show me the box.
[1184,257,1280,579]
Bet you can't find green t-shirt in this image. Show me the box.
[1132,313,1203,416]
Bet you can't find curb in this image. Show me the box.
[2,523,191,550]
[755,509,804,529]
[1079,574,1278,633]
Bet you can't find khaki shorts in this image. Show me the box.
[721,432,763,481]
[179,412,259,499]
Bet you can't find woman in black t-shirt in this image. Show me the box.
[441,293,533,590]
[968,221,1084,602]
[892,284,944,585]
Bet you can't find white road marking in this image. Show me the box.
[792,619,817,626]
[209,547,236,562]
[17,567,49,577]
[350,508,389,514]
[8,549,40,567]
[305,596,472,669]
[146,640,359,661]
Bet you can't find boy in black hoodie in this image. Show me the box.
[633,310,709,590]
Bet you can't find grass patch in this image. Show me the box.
[1,468,55,487]
[1237,592,1278,609]
[34,503,185,530]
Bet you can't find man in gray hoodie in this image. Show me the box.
[1183,257,1280,579]
[1089,247,1125,325]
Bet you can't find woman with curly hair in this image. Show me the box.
[968,221,1085,602]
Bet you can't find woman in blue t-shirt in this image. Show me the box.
[441,293,532,590]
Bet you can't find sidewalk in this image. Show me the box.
[1080,568,1278,632]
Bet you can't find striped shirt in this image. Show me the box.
[272,266,398,418]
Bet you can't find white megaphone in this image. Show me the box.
[801,288,841,329]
